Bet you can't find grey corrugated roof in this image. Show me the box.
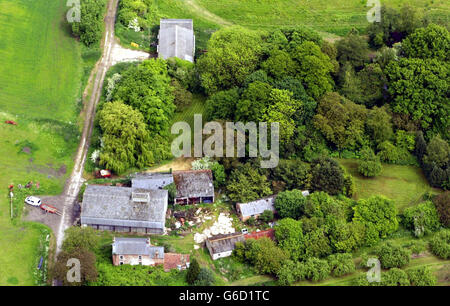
[207,233,245,254]
[112,237,164,259]
[80,185,168,229]
[238,195,276,217]
[132,172,173,190]
[173,170,214,199]
[158,19,195,62]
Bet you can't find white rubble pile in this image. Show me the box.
[193,213,235,244]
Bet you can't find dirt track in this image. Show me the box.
[53,0,120,254]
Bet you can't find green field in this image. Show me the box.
[339,159,442,211]
[0,0,85,285]
[149,0,449,46]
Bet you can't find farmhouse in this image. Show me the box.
[172,170,214,204]
[205,232,245,260]
[80,185,168,234]
[132,172,173,190]
[163,253,190,271]
[157,19,195,63]
[112,237,164,266]
[236,195,276,222]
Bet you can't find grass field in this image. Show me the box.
[146,0,450,48]
[0,0,86,285]
[339,159,442,211]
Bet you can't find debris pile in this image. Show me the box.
[194,213,235,244]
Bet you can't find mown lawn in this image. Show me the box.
[338,159,442,211]
[0,0,85,285]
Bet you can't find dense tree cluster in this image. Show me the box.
[71,0,106,46]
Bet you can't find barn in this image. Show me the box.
[172,170,214,204]
[157,19,195,62]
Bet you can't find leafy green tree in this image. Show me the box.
[366,106,393,146]
[358,147,382,177]
[62,227,99,253]
[171,79,192,111]
[186,258,201,285]
[329,221,366,253]
[433,192,450,227]
[414,131,427,162]
[198,26,264,94]
[423,135,449,168]
[309,157,345,195]
[260,210,274,223]
[274,218,305,261]
[336,31,370,70]
[381,268,410,286]
[274,190,307,219]
[291,41,334,100]
[353,196,399,246]
[304,257,330,282]
[304,228,332,259]
[99,101,161,174]
[210,162,226,188]
[327,253,356,277]
[205,88,239,121]
[385,57,449,134]
[429,230,450,259]
[407,266,437,286]
[270,159,310,191]
[261,50,296,79]
[112,59,175,136]
[375,243,410,269]
[194,268,215,286]
[402,24,450,61]
[71,0,106,46]
[227,164,271,203]
[402,201,441,237]
[314,92,367,150]
[236,81,272,122]
[52,248,98,286]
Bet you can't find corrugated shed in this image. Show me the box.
[237,195,276,217]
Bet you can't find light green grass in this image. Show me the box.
[339,159,442,211]
[0,0,85,285]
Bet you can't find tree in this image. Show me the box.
[309,157,345,195]
[414,131,427,162]
[402,201,441,237]
[274,218,305,261]
[236,81,272,122]
[429,230,450,259]
[186,258,201,285]
[423,135,449,168]
[327,253,356,277]
[366,106,393,146]
[261,50,296,79]
[329,221,366,253]
[227,164,271,203]
[375,243,410,269]
[270,159,310,191]
[304,228,332,259]
[291,41,334,100]
[274,190,307,219]
[52,248,98,286]
[112,59,175,136]
[385,58,449,134]
[260,210,274,223]
[353,196,399,246]
[433,192,450,227]
[62,227,99,253]
[304,257,330,282]
[336,31,370,70]
[194,268,215,286]
[358,147,382,177]
[314,92,367,150]
[402,24,450,61]
[205,88,239,121]
[99,101,162,174]
[407,266,437,286]
[71,0,106,46]
[198,26,264,94]
[381,268,410,286]
[171,79,192,111]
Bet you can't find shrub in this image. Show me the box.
[433,192,450,227]
[327,253,356,277]
[381,268,410,286]
[358,147,382,177]
[407,266,436,286]
[402,201,441,237]
[304,257,331,282]
[194,268,215,286]
[375,243,410,269]
[186,258,201,285]
[429,230,450,259]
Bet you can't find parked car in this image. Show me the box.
[25,196,41,207]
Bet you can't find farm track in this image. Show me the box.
[54,0,119,256]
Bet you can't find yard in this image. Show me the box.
[338,159,442,212]
[0,0,87,285]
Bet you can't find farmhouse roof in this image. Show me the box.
[80,185,168,229]
[164,253,190,271]
[206,233,245,255]
[132,172,174,190]
[112,237,164,259]
[158,19,195,62]
[237,195,277,218]
[172,170,214,199]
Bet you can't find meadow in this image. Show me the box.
[0,0,86,285]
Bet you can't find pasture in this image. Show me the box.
[0,0,84,285]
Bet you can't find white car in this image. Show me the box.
[25,196,41,207]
